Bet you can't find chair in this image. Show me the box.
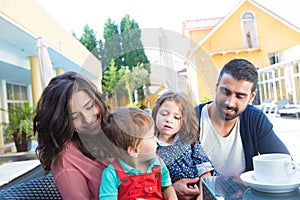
[0,174,62,199]
[275,98,292,110]
[260,98,291,116]
[261,102,278,117]
[277,98,300,119]
[253,98,271,109]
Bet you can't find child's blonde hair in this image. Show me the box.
[102,107,153,159]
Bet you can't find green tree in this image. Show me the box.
[113,66,129,105]
[114,65,149,106]
[120,14,150,73]
[76,15,151,103]
[79,24,99,59]
[123,66,134,106]
[102,59,120,96]
[131,65,149,90]
[120,14,151,100]
[103,18,123,70]
[98,39,106,70]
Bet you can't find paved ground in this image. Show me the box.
[269,115,300,162]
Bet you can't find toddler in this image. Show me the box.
[99,107,177,200]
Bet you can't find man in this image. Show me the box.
[173,58,290,199]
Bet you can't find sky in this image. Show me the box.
[36,0,300,41]
[36,0,237,39]
[35,0,300,99]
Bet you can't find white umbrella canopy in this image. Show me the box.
[36,37,55,89]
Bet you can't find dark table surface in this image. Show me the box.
[202,176,300,200]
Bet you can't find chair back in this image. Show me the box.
[0,174,62,199]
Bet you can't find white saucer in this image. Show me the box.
[240,171,300,193]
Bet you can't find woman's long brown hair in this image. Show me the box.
[34,71,110,173]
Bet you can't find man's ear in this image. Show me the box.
[127,146,138,158]
[249,89,258,104]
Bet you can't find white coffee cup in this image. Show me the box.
[252,153,299,184]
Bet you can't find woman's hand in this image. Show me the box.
[172,177,200,200]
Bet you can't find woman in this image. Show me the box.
[34,71,111,200]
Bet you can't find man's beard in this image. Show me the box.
[217,103,239,120]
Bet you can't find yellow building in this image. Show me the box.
[183,0,300,104]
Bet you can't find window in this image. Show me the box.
[241,12,258,48]
[6,83,28,109]
[269,52,282,65]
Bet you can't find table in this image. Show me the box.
[0,151,37,164]
[202,176,300,200]
[0,160,40,187]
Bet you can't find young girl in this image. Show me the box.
[99,107,177,200]
[152,91,219,197]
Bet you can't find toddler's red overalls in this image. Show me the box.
[111,159,163,200]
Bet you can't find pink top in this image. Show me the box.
[51,142,108,200]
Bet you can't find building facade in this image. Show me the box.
[0,0,102,146]
[183,0,300,105]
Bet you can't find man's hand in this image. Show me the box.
[172,177,200,200]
